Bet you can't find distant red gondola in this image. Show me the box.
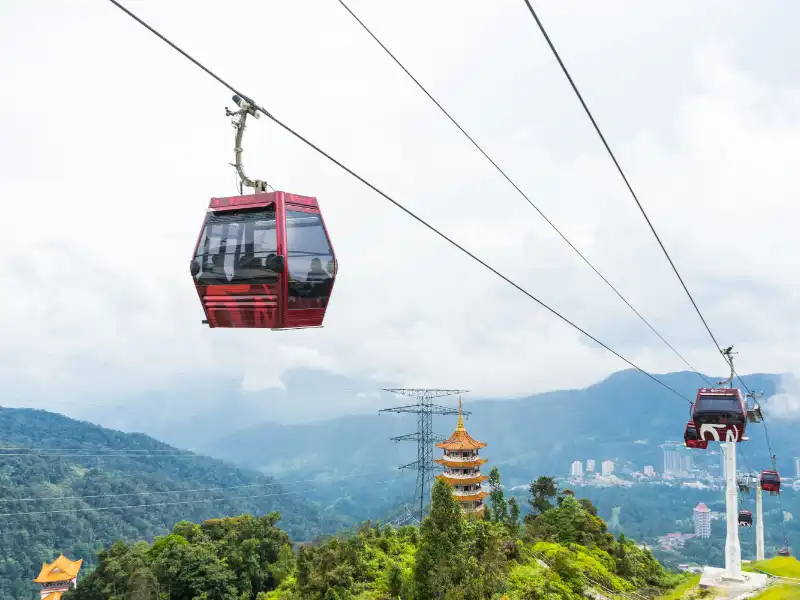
[692,387,747,443]
[191,192,336,329]
[760,469,781,494]
[738,509,752,527]
[778,547,791,557]
[683,421,708,449]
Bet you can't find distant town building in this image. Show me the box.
[693,502,711,538]
[435,398,488,515]
[586,459,596,472]
[644,465,656,477]
[795,456,800,479]
[34,555,82,598]
[601,460,614,476]
[663,444,692,477]
[571,461,583,477]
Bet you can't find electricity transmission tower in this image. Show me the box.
[379,388,469,522]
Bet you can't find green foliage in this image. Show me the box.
[0,407,335,599]
[527,476,557,516]
[65,468,683,600]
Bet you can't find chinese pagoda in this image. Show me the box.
[435,397,488,514]
[33,554,82,599]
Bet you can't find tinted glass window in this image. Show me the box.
[285,210,334,308]
[195,208,279,285]
[695,394,741,412]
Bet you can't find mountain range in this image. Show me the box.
[0,407,348,600]
[190,370,797,516]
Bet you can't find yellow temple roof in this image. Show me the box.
[33,555,82,583]
[436,397,486,451]
[42,593,64,600]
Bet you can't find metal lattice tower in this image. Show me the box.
[379,388,469,522]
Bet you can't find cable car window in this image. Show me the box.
[285,209,334,307]
[695,394,741,412]
[195,208,278,285]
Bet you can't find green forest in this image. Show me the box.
[0,408,348,600]
[66,470,682,600]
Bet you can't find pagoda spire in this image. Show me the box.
[456,396,465,430]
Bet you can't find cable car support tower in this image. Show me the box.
[379,388,469,522]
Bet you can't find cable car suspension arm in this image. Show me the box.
[716,346,737,388]
[226,94,267,193]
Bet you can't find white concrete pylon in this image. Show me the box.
[724,442,743,580]
[756,479,765,561]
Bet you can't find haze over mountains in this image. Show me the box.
[10,368,796,520]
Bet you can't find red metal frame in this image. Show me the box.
[760,469,781,494]
[692,387,747,443]
[683,421,708,449]
[191,191,336,329]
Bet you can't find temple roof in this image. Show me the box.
[436,398,486,451]
[42,593,64,600]
[33,555,82,583]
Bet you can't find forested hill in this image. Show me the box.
[0,407,338,600]
[66,473,683,600]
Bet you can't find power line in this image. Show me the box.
[0,469,387,504]
[0,477,398,518]
[103,0,692,405]
[334,0,711,387]
[519,0,732,377]
[0,451,200,458]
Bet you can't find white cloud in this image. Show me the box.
[2,0,800,419]
[765,375,800,422]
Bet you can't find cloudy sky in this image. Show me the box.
[2,0,800,423]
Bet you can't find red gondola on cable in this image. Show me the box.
[778,547,791,557]
[692,387,747,443]
[683,421,708,449]
[760,469,781,494]
[190,95,337,329]
[738,509,752,527]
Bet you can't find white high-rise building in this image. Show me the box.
[681,454,693,474]
[586,459,596,473]
[693,502,711,538]
[571,461,583,477]
[601,460,614,476]
[795,457,800,479]
[663,448,681,474]
[643,465,656,477]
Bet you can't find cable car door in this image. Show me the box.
[283,202,336,328]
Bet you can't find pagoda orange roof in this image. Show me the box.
[33,555,82,584]
[42,593,64,600]
[454,491,489,502]
[436,398,486,451]
[438,473,487,486]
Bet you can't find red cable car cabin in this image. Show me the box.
[692,388,747,443]
[778,547,791,557]
[738,510,752,527]
[760,469,781,494]
[190,191,337,329]
[683,421,709,449]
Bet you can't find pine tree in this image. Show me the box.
[487,466,508,523]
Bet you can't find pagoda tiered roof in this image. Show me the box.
[437,473,488,486]
[435,399,486,451]
[435,456,488,468]
[33,555,82,584]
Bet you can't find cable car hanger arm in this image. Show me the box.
[226,94,267,193]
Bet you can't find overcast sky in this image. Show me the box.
[2,0,800,421]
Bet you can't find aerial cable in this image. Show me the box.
[519,0,738,379]
[0,469,386,504]
[334,0,711,387]
[0,477,398,518]
[103,0,692,404]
